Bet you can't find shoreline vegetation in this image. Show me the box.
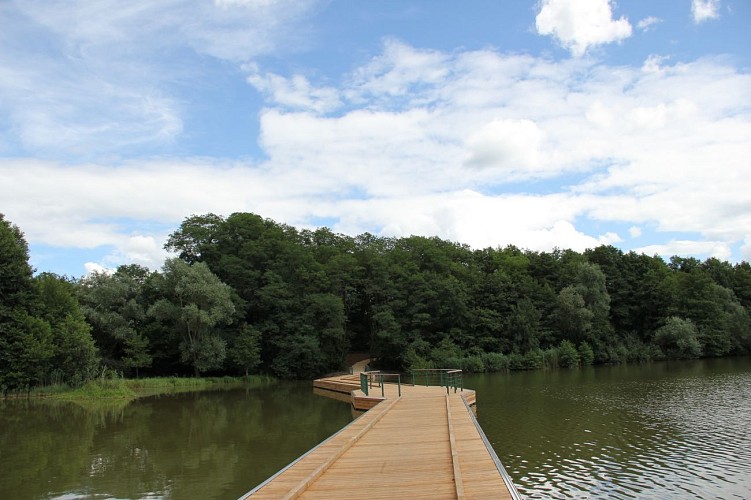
[14,375,276,402]
[3,212,751,397]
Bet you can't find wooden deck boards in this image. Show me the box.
[242,375,518,499]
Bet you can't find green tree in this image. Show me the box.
[558,340,580,367]
[578,341,595,365]
[122,332,152,377]
[77,265,153,374]
[0,312,53,394]
[654,317,702,359]
[730,262,751,310]
[555,286,593,342]
[508,298,542,353]
[371,307,406,368]
[149,259,235,376]
[305,293,347,370]
[0,215,53,393]
[663,267,731,356]
[35,273,99,385]
[229,325,261,376]
[164,213,225,264]
[0,215,34,311]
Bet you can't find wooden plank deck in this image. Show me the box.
[241,375,520,499]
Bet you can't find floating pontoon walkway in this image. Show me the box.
[241,372,521,499]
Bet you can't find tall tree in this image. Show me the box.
[35,273,99,385]
[148,259,235,376]
[0,215,53,393]
[653,317,702,359]
[164,213,225,264]
[77,265,153,374]
[229,324,261,376]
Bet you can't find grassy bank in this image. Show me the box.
[27,375,276,401]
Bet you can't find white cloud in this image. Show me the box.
[331,191,608,253]
[2,42,751,271]
[641,54,670,74]
[84,262,113,276]
[636,240,732,261]
[692,0,721,24]
[637,16,662,32]
[599,232,623,245]
[535,0,633,57]
[245,64,342,114]
[464,119,546,174]
[742,237,751,261]
[110,235,168,270]
[629,226,643,238]
[349,39,451,98]
[0,0,317,156]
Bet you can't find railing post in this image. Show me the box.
[360,372,368,396]
[381,375,385,398]
[398,375,401,397]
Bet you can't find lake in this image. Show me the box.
[468,357,751,498]
[1,357,749,499]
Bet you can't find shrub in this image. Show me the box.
[508,353,525,370]
[522,349,543,369]
[481,352,509,372]
[578,341,594,366]
[541,347,559,369]
[654,317,702,359]
[559,340,580,368]
[461,356,485,373]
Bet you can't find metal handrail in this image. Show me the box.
[360,371,401,398]
[411,368,463,394]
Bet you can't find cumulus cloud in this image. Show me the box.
[464,119,546,174]
[692,0,721,24]
[2,40,751,272]
[535,0,633,57]
[84,262,112,276]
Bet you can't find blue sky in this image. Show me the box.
[1,0,750,277]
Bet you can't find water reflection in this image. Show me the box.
[3,360,749,499]
[469,358,751,499]
[0,382,352,500]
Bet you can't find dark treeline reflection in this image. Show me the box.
[0,383,352,500]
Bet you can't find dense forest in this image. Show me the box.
[2,212,751,393]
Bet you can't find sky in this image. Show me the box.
[1,0,750,277]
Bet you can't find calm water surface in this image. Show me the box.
[468,357,751,499]
[1,358,749,499]
[0,382,351,500]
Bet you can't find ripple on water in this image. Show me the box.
[473,359,751,499]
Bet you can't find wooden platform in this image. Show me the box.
[241,375,520,499]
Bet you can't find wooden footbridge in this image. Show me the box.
[241,369,521,499]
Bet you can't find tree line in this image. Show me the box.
[2,212,750,392]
